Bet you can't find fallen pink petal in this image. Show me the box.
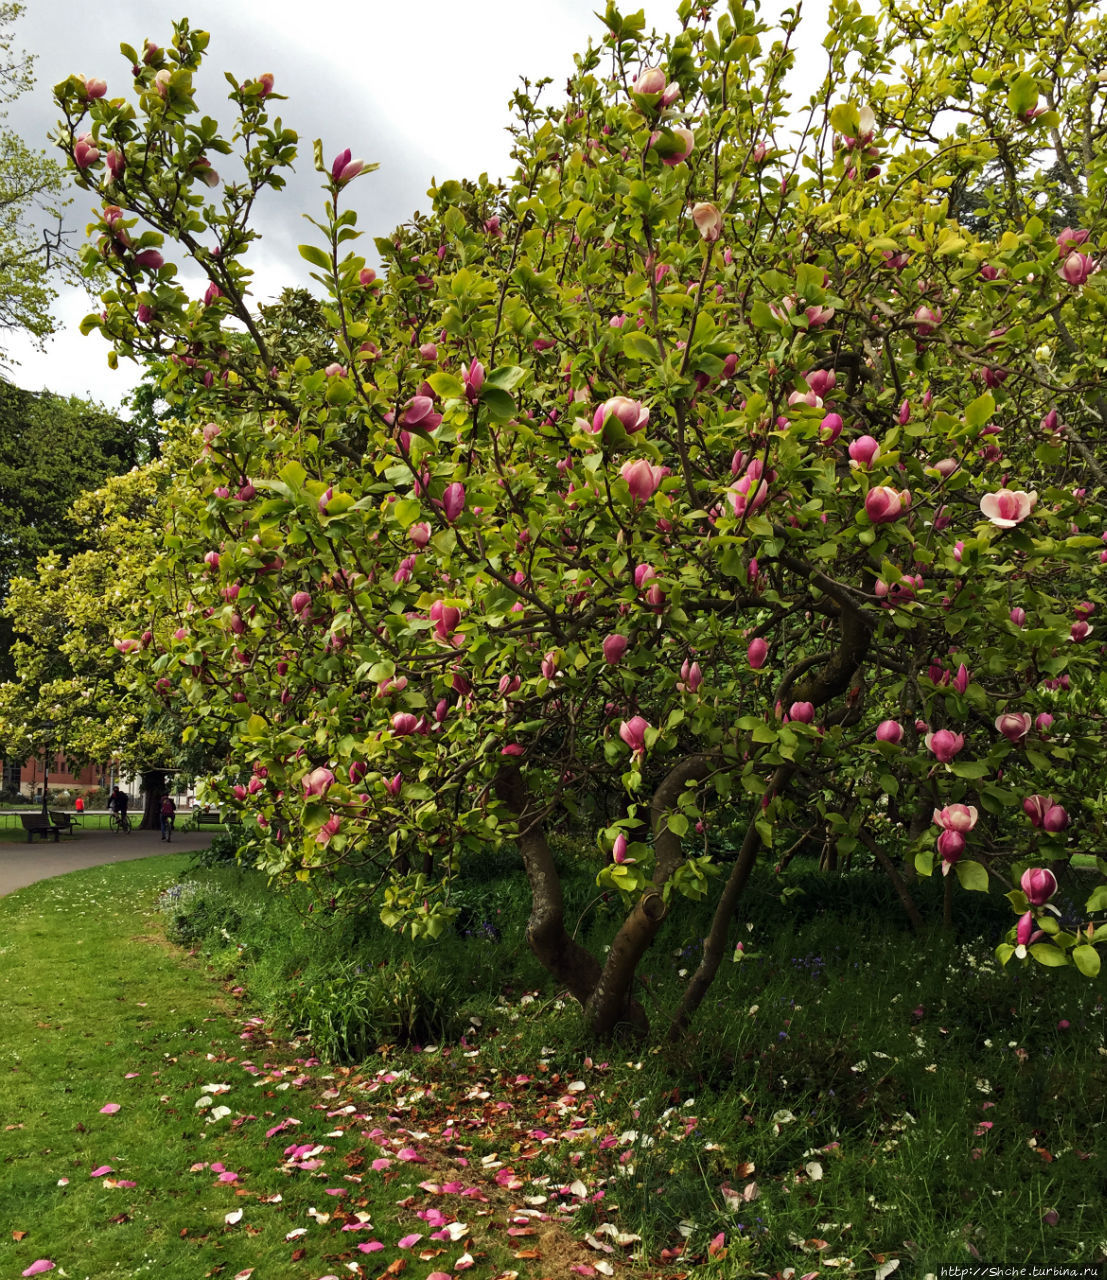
[99,1103,121,1114]
[22,1264,55,1278]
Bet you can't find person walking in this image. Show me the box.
[160,794,176,842]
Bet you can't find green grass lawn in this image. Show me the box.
[3,851,1106,1280]
[0,858,572,1280]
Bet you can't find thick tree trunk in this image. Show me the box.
[494,767,603,1007]
[583,754,717,1039]
[139,769,168,831]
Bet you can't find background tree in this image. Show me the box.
[0,2,83,358]
[0,381,159,677]
[54,0,1107,1040]
[0,463,215,826]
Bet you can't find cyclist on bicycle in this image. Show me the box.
[108,786,130,830]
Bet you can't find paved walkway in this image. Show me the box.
[0,826,216,897]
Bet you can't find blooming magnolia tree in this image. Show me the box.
[55,0,1107,1038]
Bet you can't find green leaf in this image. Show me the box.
[954,860,988,892]
[1072,945,1101,978]
[951,761,989,779]
[428,372,465,400]
[278,461,307,491]
[915,848,934,877]
[964,391,994,430]
[298,243,332,271]
[1007,71,1039,118]
[749,299,777,330]
[1085,885,1107,912]
[486,365,527,391]
[667,812,689,837]
[623,332,658,361]
[479,387,515,421]
[1029,942,1068,967]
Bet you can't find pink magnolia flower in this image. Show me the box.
[402,395,442,433]
[848,435,880,467]
[592,396,649,435]
[678,660,703,693]
[937,828,965,870]
[691,202,723,242]
[385,773,403,797]
[747,637,768,669]
[619,716,650,755]
[442,482,466,522]
[1070,620,1093,642]
[290,591,312,618]
[302,767,335,798]
[805,303,835,327]
[315,813,342,846]
[500,743,524,756]
[727,472,769,518]
[819,412,843,443]
[925,730,965,763]
[391,712,419,735]
[409,522,431,548]
[875,719,903,743]
[1020,866,1058,905]
[934,804,978,833]
[1059,251,1096,286]
[1056,227,1089,252]
[864,486,910,524]
[602,633,628,665]
[330,148,365,184]
[1023,795,1068,831]
[74,132,100,168]
[789,701,815,724]
[1009,607,1027,627]
[658,127,695,166]
[913,304,942,335]
[612,833,634,864]
[106,147,125,180]
[621,458,667,503]
[134,249,165,270]
[995,711,1032,743]
[1035,712,1054,734]
[979,488,1037,527]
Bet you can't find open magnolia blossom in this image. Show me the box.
[979,488,1038,527]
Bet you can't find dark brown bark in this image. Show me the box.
[670,601,873,1038]
[669,764,793,1038]
[494,767,603,1006]
[584,754,717,1039]
[858,830,925,933]
[139,769,168,830]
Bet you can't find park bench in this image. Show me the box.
[20,813,60,843]
[195,811,223,826]
[49,811,81,837]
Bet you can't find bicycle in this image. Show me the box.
[108,811,132,834]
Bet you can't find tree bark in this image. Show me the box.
[669,764,793,1038]
[858,829,925,933]
[139,769,168,831]
[494,767,603,1006]
[583,753,717,1039]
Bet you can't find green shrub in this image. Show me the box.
[157,880,242,946]
[280,956,457,1062]
[187,824,248,869]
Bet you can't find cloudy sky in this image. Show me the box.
[5,0,823,411]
